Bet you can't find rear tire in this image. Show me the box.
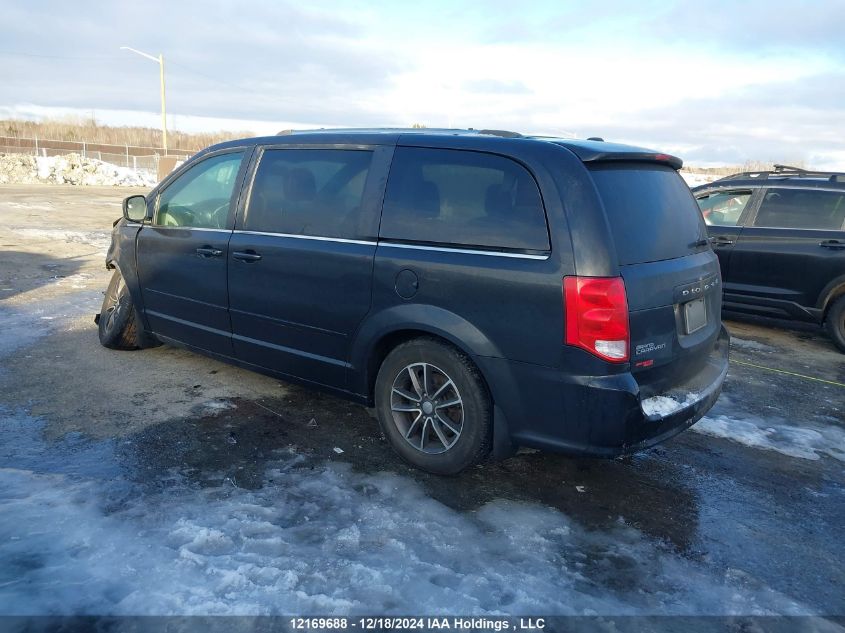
[374,338,492,475]
[824,295,845,353]
[98,270,143,350]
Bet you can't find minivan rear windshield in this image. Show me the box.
[589,163,707,265]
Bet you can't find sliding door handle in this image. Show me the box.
[819,240,845,250]
[195,246,223,258]
[232,250,262,262]
[709,237,735,247]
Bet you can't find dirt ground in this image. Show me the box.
[0,184,843,617]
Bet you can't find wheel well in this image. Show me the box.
[365,329,490,405]
[823,284,845,319]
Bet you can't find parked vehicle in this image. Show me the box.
[97,129,729,474]
[693,165,845,352]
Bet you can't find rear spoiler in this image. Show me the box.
[550,140,684,170]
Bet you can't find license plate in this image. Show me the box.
[684,297,707,334]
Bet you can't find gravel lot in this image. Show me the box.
[0,184,843,618]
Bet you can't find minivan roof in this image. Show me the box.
[207,128,683,169]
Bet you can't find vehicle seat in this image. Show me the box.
[247,163,289,232]
[281,168,317,234]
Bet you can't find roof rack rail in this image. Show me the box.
[716,165,845,183]
[477,129,523,138]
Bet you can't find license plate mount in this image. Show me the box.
[684,297,707,334]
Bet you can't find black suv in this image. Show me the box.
[692,166,845,352]
[97,129,729,474]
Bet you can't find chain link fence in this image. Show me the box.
[0,136,195,173]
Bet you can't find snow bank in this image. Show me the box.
[0,153,155,187]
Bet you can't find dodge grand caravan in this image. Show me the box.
[97,129,729,474]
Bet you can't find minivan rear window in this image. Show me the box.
[589,163,707,265]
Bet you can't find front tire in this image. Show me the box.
[98,270,142,350]
[824,295,845,353]
[374,338,492,475]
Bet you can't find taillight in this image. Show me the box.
[564,276,630,362]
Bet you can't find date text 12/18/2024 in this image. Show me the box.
[289,618,547,631]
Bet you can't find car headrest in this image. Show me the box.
[283,168,316,201]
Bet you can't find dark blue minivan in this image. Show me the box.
[98,129,729,474]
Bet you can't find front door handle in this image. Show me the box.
[819,239,845,250]
[232,250,262,262]
[709,236,735,247]
[196,246,223,258]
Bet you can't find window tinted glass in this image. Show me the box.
[380,147,549,251]
[589,163,707,265]
[696,190,752,226]
[754,188,845,230]
[245,149,372,238]
[156,152,243,228]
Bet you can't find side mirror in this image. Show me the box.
[123,195,148,222]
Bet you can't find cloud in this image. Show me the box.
[464,79,532,95]
[575,71,845,168]
[0,1,405,124]
[1,1,842,167]
[476,0,845,56]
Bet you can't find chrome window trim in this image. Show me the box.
[147,226,233,234]
[748,225,845,232]
[234,230,376,246]
[762,185,845,194]
[378,241,551,260]
[230,230,551,259]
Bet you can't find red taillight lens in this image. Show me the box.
[564,276,630,362]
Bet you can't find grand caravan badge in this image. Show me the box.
[635,341,667,355]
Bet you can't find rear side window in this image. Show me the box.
[245,149,373,239]
[589,163,707,265]
[754,189,845,230]
[380,147,550,251]
[696,189,752,226]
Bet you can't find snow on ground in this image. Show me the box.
[0,256,840,616]
[680,171,717,187]
[730,337,776,353]
[6,227,112,256]
[0,281,102,358]
[0,409,813,616]
[0,152,155,187]
[693,414,845,462]
[641,393,698,417]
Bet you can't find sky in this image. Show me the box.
[1,0,844,168]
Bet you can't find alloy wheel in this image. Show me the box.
[389,362,464,454]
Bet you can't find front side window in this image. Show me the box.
[156,152,244,228]
[696,189,752,226]
[380,147,550,251]
[244,149,373,239]
[754,188,845,230]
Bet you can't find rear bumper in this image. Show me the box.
[476,325,730,457]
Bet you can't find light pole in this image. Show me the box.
[120,46,168,153]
